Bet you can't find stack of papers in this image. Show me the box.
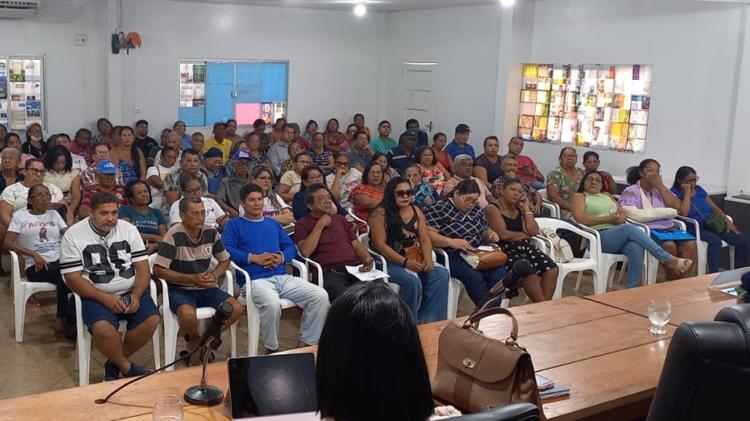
[345,266,389,282]
[536,374,570,399]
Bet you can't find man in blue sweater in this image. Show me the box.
[223,183,329,352]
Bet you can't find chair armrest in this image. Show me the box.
[627,218,651,235]
[532,236,553,255]
[541,199,560,218]
[290,258,308,282]
[295,255,324,288]
[433,247,451,272]
[675,215,702,242]
[230,262,252,299]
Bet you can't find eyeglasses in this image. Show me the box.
[395,189,414,198]
[684,177,699,183]
[562,154,578,159]
[255,176,272,181]
[30,192,51,199]
[28,168,45,175]
[183,187,202,195]
[336,161,349,166]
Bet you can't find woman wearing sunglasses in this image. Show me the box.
[369,177,449,322]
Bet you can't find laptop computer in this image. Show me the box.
[227,353,320,421]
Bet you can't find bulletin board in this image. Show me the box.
[0,55,45,131]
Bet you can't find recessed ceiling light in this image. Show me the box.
[354,3,367,17]
[500,0,516,7]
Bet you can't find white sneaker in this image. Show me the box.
[238,285,247,307]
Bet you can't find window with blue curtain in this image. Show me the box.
[178,60,288,127]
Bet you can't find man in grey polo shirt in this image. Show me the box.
[216,150,252,218]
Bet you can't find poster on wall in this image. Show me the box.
[4,57,44,130]
[517,63,652,154]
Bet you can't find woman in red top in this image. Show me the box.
[351,162,386,228]
[431,132,453,174]
[323,118,351,153]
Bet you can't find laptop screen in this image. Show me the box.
[228,353,318,419]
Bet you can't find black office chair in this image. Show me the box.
[446,403,539,421]
[646,304,750,421]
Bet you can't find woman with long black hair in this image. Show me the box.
[369,177,449,322]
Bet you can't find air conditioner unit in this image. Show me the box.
[0,0,41,19]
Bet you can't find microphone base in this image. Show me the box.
[184,385,224,406]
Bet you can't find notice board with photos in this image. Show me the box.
[0,56,45,131]
[178,60,288,127]
[518,63,652,153]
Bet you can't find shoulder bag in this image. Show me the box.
[538,227,574,263]
[432,306,545,417]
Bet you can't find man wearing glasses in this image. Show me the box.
[216,150,253,218]
[326,152,362,209]
[294,183,373,302]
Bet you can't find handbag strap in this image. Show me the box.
[463,307,519,340]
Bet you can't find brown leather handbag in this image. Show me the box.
[432,307,545,418]
[403,243,425,265]
[461,245,508,270]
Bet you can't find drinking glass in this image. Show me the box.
[153,394,183,421]
[647,299,671,335]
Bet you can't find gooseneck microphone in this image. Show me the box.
[475,260,536,311]
[95,302,234,405]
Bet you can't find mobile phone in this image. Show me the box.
[121,293,132,307]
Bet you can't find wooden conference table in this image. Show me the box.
[0,274,737,421]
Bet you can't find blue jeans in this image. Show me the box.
[600,224,671,288]
[686,226,749,273]
[386,262,449,323]
[446,250,508,305]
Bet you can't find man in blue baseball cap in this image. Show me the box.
[78,160,126,218]
[445,123,475,160]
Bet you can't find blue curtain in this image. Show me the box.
[261,62,287,103]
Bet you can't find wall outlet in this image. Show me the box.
[75,33,87,46]
[134,107,142,114]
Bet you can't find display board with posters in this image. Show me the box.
[0,56,45,131]
[518,63,652,153]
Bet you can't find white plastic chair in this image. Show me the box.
[358,233,464,318]
[232,260,308,357]
[676,215,735,275]
[11,250,58,343]
[537,189,561,219]
[534,217,616,298]
[158,269,237,371]
[626,218,690,285]
[74,281,161,386]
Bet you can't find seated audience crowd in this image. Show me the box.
[2,114,747,401]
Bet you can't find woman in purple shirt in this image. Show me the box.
[619,159,697,279]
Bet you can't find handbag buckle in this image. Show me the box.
[462,357,477,369]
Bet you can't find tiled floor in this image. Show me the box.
[0,265,630,400]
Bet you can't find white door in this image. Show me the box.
[402,62,437,134]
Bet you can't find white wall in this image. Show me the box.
[383,5,502,143]
[523,0,745,188]
[0,0,107,136]
[118,0,385,137]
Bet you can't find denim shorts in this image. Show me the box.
[167,286,231,313]
[82,293,159,331]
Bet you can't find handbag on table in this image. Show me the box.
[432,306,545,418]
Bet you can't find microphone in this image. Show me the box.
[475,260,536,311]
[184,301,234,406]
[195,301,234,351]
[95,301,235,405]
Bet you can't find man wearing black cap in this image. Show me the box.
[445,123,476,160]
[202,147,227,197]
[388,130,419,173]
[400,119,429,148]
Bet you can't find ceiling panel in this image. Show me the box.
[171,0,502,12]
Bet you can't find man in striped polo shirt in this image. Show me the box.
[154,196,242,365]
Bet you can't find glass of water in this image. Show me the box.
[647,299,671,335]
[153,394,183,421]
